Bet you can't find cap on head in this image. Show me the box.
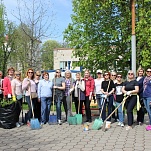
[96,69,102,74]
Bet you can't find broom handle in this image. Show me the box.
[53,78,56,114]
[78,87,80,114]
[99,98,106,117]
[104,95,129,122]
[29,85,35,118]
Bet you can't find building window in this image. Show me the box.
[60,61,68,70]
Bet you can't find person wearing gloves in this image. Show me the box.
[38,72,53,125]
[84,69,95,123]
[22,68,37,126]
[63,70,75,121]
[11,71,23,127]
[53,69,65,125]
[94,69,104,114]
[3,67,15,99]
[122,70,139,130]
[74,72,85,114]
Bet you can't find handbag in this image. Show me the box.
[31,92,38,99]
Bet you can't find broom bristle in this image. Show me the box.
[30,118,41,130]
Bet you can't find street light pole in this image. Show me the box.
[131,0,136,75]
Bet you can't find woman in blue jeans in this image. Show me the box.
[143,68,151,127]
[53,69,65,125]
[38,72,53,125]
[101,72,115,121]
[115,74,124,127]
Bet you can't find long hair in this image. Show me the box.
[65,70,72,79]
[137,67,145,76]
[26,68,35,80]
[55,69,62,78]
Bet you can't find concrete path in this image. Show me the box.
[0,113,151,151]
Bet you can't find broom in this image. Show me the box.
[49,78,57,124]
[102,95,129,132]
[75,88,82,125]
[29,87,41,130]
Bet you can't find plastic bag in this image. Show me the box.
[0,102,20,129]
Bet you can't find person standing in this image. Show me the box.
[38,72,53,125]
[22,68,37,126]
[122,70,139,130]
[11,71,23,127]
[136,68,145,125]
[101,72,115,122]
[115,74,124,127]
[3,67,15,99]
[0,71,4,99]
[84,70,94,123]
[34,71,41,121]
[143,68,151,127]
[74,72,85,114]
[94,69,104,114]
[53,69,65,125]
[63,70,75,122]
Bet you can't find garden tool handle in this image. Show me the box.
[99,98,106,117]
[104,95,129,122]
[29,86,35,118]
[53,78,56,114]
[78,88,80,114]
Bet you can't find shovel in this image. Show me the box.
[75,88,82,125]
[102,95,129,132]
[92,97,106,130]
[68,94,77,125]
[29,92,41,130]
[49,78,57,124]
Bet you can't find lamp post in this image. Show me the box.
[131,0,136,75]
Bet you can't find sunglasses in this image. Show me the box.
[128,73,133,75]
[28,72,33,74]
[104,74,109,76]
[36,75,41,77]
[97,72,101,74]
[56,71,60,73]
[117,76,122,78]
[112,75,116,76]
[16,74,21,76]
[146,71,151,73]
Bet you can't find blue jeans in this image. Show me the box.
[55,96,62,120]
[26,96,36,122]
[116,102,124,123]
[96,94,102,109]
[41,97,52,123]
[143,97,151,125]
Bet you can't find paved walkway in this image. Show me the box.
[0,113,151,151]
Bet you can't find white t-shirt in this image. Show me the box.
[94,78,104,94]
[11,79,23,95]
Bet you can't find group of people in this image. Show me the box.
[0,67,151,131]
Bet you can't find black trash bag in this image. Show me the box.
[0,101,20,129]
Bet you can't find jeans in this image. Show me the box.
[143,97,151,125]
[55,96,62,120]
[96,94,102,110]
[41,97,52,123]
[116,102,124,123]
[26,96,37,122]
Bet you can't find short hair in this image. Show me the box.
[7,67,15,74]
[65,70,72,78]
[127,70,135,81]
[14,71,21,79]
[26,68,35,80]
[42,72,49,78]
[35,71,41,76]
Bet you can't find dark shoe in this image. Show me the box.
[84,120,89,123]
[88,119,92,123]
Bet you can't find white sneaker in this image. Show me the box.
[58,120,62,125]
[117,122,121,126]
[120,123,124,127]
[16,122,21,128]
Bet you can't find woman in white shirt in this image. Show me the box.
[94,70,104,113]
[11,71,23,127]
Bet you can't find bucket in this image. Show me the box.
[105,121,111,129]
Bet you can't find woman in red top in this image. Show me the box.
[3,67,15,99]
[84,70,94,122]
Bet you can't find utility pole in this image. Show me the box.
[131,0,136,75]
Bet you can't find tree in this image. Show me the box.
[0,3,16,75]
[41,40,61,70]
[64,0,151,74]
[12,0,55,71]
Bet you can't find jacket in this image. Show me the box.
[84,76,95,96]
[3,77,12,96]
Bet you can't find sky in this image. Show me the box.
[3,0,73,43]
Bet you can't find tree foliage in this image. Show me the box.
[64,0,151,74]
[41,40,61,70]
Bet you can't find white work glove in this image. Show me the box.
[8,94,11,98]
[69,88,74,93]
[126,91,131,96]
